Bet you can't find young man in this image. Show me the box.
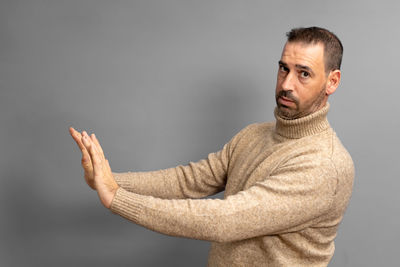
[70,27,354,266]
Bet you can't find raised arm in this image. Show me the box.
[70,126,229,199]
[73,125,341,243]
[110,154,339,243]
[70,125,253,202]
[111,126,253,199]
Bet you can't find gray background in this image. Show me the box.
[1,0,399,266]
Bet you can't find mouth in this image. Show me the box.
[278,96,295,106]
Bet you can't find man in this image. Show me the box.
[70,27,354,266]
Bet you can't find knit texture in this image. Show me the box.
[111,103,354,266]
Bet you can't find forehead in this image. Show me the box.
[280,42,325,71]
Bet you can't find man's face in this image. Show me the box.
[275,41,329,119]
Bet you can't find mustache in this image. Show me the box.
[276,90,299,104]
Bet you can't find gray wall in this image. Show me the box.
[1,1,399,266]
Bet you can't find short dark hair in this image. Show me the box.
[286,27,343,73]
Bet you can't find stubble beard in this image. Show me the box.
[276,85,327,120]
[275,90,300,119]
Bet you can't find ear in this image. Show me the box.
[326,70,341,95]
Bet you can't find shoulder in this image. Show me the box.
[297,129,355,187]
[274,129,353,176]
[329,131,355,180]
[237,122,275,138]
[225,122,275,155]
[232,122,275,144]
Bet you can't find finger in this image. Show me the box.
[70,128,93,165]
[84,133,103,162]
[82,135,102,169]
[69,127,86,151]
[81,152,92,167]
[70,128,92,162]
[82,134,95,156]
[82,130,90,140]
[90,133,105,160]
[84,132,104,162]
[82,131,96,153]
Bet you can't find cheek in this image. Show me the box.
[275,80,281,93]
[301,85,325,105]
[295,86,313,105]
[275,75,280,86]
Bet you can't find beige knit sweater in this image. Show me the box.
[111,103,354,266]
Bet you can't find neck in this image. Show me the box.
[274,103,331,139]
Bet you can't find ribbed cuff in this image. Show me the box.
[110,187,145,224]
[112,172,137,191]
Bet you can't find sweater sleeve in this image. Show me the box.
[112,149,228,199]
[110,154,338,243]
[112,125,254,199]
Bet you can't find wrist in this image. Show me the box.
[98,184,119,209]
[107,185,119,209]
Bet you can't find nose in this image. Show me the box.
[281,72,295,91]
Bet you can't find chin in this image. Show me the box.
[278,107,294,119]
[277,105,302,120]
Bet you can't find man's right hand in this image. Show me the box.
[69,127,96,190]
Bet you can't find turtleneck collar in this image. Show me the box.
[274,103,331,139]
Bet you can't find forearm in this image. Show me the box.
[112,149,228,199]
[111,184,335,243]
[113,168,193,199]
[111,187,258,242]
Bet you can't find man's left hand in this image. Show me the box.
[80,131,119,209]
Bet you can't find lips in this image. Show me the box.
[280,96,294,102]
[278,96,295,106]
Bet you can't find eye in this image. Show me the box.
[300,71,310,78]
[279,65,289,73]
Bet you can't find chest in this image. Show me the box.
[224,138,291,196]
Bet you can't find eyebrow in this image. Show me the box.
[278,60,287,67]
[278,60,315,76]
[295,64,314,75]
